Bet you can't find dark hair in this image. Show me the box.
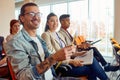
[19,2,38,24]
[10,19,20,34]
[20,2,38,16]
[59,14,70,22]
[44,12,57,32]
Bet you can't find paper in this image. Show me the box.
[0,63,7,67]
[74,49,93,65]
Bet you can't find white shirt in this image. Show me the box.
[31,36,53,80]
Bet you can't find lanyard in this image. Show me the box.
[56,33,63,48]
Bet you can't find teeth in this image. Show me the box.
[32,20,38,24]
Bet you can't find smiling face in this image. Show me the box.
[20,6,41,31]
[47,16,58,32]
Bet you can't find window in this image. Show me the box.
[38,6,50,35]
[15,0,114,57]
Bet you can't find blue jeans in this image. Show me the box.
[63,58,108,80]
[89,47,107,66]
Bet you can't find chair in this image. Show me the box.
[55,62,87,80]
[0,58,17,80]
[110,39,120,80]
[0,64,9,79]
[7,58,16,80]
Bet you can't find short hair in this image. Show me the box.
[59,14,70,22]
[19,2,38,25]
[20,2,38,16]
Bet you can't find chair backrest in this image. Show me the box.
[0,36,4,59]
[113,46,120,64]
[75,35,85,45]
[110,38,119,44]
[7,58,17,80]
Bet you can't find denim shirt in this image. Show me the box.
[4,28,54,80]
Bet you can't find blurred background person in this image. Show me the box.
[6,19,20,42]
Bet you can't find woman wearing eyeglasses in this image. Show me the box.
[41,12,110,80]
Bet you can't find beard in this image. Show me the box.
[29,19,40,29]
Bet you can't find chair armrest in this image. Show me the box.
[55,64,72,76]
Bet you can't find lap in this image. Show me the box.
[64,65,92,77]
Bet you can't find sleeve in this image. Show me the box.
[4,39,41,80]
[41,33,56,54]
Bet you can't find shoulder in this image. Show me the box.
[6,34,14,42]
[5,31,27,48]
[41,32,49,36]
[41,31,51,39]
[59,29,66,35]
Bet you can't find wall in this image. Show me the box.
[0,0,15,38]
[114,0,120,43]
[0,0,120,42]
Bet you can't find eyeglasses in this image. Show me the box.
[24,12,42,18]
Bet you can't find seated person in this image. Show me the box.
[4,3,75,80]
[6,19,20,42]
[0,36,6,65]
[59,14,119,72]
[41,12,109,80]
[0,36,9,78]
[0,19,20,67]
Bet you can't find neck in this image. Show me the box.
[49,29,56,32]
[24,27,37,37]
[28,30,37,37]
[12,32,17,35]
[61,27,67,31]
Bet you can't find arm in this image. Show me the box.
[36,45,74,74]
[41,32,56,53]
[77,42,91,49]
[71,51,87,59]
[5,39,73,79]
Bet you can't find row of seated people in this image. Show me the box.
[1,3,88,80]
[1,2,119,80]
[58,14,119,72]
[41,12,119,80]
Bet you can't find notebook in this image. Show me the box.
[74,49,93,65]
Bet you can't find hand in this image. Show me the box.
[69,59,83,67]
[53,46,74,61]
[77,42,90,49]
[71,45,77,54]
[71,51,87,59]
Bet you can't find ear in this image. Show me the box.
[19,16,25,24]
